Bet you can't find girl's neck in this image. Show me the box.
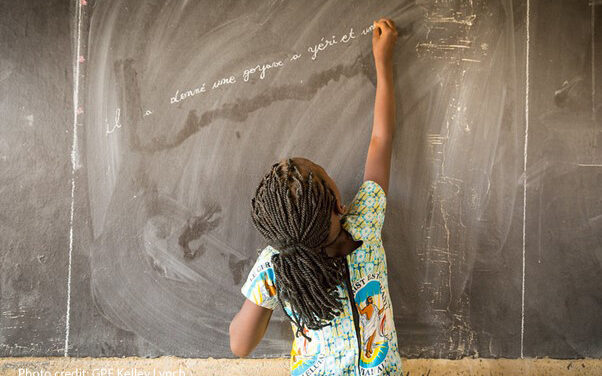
[325,229,363,257]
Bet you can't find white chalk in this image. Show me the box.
[521,0,530,360]
[592,0,597,145]
[65,0,84,357]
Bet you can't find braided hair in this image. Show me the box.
[250,158,348,341]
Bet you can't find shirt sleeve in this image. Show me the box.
[240,247,279,310]
[346,180,387,239]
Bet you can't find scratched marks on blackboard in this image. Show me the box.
[416,0,487,63]
[408,0,525,357]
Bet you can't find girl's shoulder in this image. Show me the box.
[258,245,279,258]
[343,180,387,240]
[241,246,280,310]
[253,245,280,267]
[349,180,387,210]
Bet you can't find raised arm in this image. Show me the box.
[364,18,398,195]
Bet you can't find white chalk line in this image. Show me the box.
[65,0,83,357]
[593,0,597,149]
[521,0,530,360]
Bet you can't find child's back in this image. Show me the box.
[241,179,403,375]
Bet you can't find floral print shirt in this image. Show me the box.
[241,180,403,375]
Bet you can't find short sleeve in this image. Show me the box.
[240,247,279,310]
[346,180,387,237]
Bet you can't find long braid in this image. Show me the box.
[250,158,347,341]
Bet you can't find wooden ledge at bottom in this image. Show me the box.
[0,357,600,376]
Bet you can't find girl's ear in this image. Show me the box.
[336,201,347,216]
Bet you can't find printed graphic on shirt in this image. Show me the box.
[289,318,359,376]
[291,329,323,376]
[292,326,313,355]
[288,307,322,360]
[353,274,394,371]
[240,252,278,310]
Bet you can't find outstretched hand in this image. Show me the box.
[372,18,398,70]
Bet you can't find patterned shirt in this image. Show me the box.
[241,180,403,375]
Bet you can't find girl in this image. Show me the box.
[230,18,400,375]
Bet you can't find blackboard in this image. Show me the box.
[1,0,600,359]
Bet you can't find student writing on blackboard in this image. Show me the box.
[230,18,401,375]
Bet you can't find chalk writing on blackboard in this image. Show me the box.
[212,75,236,89]
[170,83,206,104]
[242,60,284,82]
[167,25,368,107]
[308,28,356,60]
[106,108,122,134]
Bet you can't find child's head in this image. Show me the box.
[250,157,349,340]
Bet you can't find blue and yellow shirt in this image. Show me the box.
[241,180,403,375]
